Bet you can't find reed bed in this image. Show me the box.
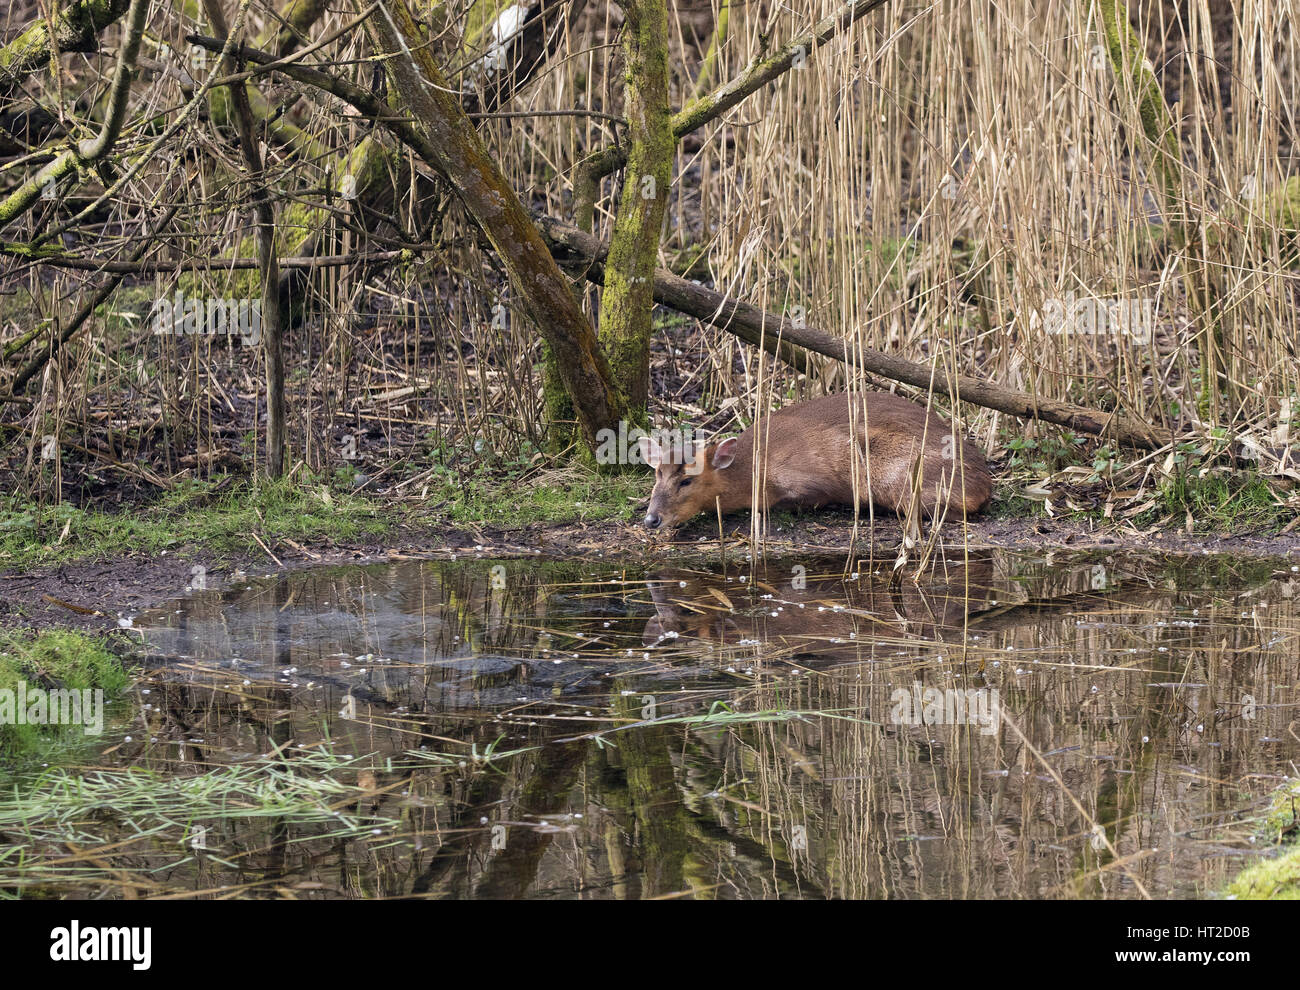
[0,1,1295,528]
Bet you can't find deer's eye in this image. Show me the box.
[678,478,693,489]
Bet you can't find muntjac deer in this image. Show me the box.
[638,392,992,531]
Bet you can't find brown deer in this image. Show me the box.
[639,392,992,531]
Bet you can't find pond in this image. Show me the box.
[4,549,1298,899]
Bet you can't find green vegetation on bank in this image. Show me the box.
[422,450,646,527]
[995,426,1295,534]
[2,418,1294,572]
[0,455,648,568]
[1222,779,1300,900]
[0,629,132,759]
[0,476,391,569]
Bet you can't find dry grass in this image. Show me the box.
[0,1,1297,530]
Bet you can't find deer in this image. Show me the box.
[638,392,992,531]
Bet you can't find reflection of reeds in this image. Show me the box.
[6,550,1296,897]
[659,553,1300,898]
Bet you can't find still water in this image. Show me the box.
[5,550,1298,898]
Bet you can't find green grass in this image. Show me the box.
[412,430,647,526]
[1155,470,1284,532]
[0,629,132,759]
[1,453,649,568]
[5,428,1289,567]
[427,465,646,526]
[1222,779,1300,900]
[0,476,392,568]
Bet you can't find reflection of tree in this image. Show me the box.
[407,766,509,897]
[93,552,1300,898]
[607,689,688,897]
[472,741,587,898]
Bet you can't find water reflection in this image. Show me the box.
[7,551,1298,899]
[644,554,997,662]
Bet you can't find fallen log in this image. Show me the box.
[536,215,1175,452]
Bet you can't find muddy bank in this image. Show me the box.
[5,509,1299,635]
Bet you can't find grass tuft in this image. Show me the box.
[0,629,131,758]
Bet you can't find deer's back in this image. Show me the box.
[740,393,991,515]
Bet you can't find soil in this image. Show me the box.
[5,510,1298,637]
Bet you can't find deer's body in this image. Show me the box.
[640,392,992,530]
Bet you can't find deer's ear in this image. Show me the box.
[638,435,662,468]
[712,437,739,470]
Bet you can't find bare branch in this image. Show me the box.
[0,0,149,228]
[0,0,132,94]
[573,0,894,216]
[537,215,1174,453]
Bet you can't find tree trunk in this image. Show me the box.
[202,0,287,477]
[357,0,626,452]
[595,0,673,423]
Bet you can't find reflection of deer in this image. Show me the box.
[643,555,1172,665]
[643,555,997,663]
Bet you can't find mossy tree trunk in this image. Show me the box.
[596,0,674,426]
[358,0,626,452]
[540,341,577,455]
[202,0,287,477]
